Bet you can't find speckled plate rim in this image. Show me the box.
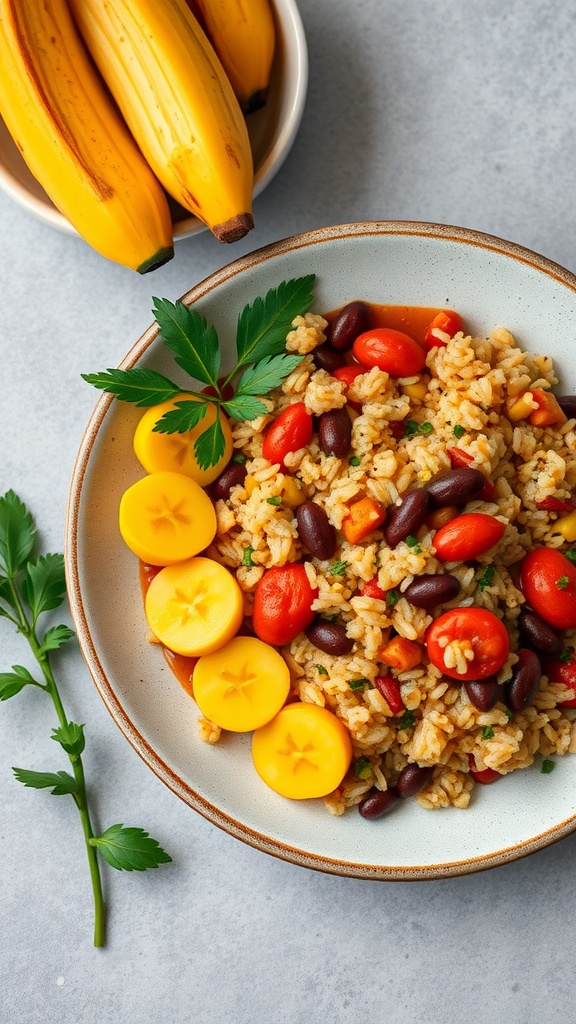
[66,220,576,880]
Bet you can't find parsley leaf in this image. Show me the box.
[481,726,495,739]
[565,548,576,564]
[398,709,416,730]
[316,665,328,676]
[38,624,75,656]
[0,666,37,701]
[91,824,173,872]
[152,399,208,435]
[477,565,495,590]
[354,756,373,779]
[52,721,86,758]
[194,414,227,472]
[22,553,67,623]
[12,767,78,796]
[0,490,36,578]
[152,297,220,388]
[222,394,270,421]
[235,276,315,368]
[234,353,303,396]
[331,560,349,576]
[386,590,400,607]
[349,677,369,691]
[242,545,254,566]
[80,367,183,407]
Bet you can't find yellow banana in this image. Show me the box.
[0,0,174,273]
[69,0,255,244]
[191,0,276,113]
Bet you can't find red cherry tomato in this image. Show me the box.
[423,310,464,350]
[425,607,510,681]
[374,674,404,715]
[543,655,576,707]
[252,563,318,646]
[352,328,426,377]
[262,402,313,468]
[360,577,387,600]
[433,512,505,561]
[520,548,576,630]
[468,755,501,785]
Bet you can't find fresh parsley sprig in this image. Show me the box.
[82,276,316,471]
[0,490,171,947]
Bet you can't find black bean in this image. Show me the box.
[326,301,371,352]
[504,648,542,712]
[296,501,337,560]
[318,407,353,458]
[396,764,433,798]
[426,468,486,507]
[358,787,399,819]
[403,573,461,609]
[557,395,576,419]
[313,342,346,374]
[464,679,499,711]
[518,608,564,656]
[210,460,247,501]
[305,619,354,656]
[384,489,431,547]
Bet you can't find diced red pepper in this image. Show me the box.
[447,447,474,468]
[374,674,404,715]
[536,496,576,513]
[361,577,387,600]
[468,754,501,785]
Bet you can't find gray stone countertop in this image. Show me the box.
[2,1,576,1021]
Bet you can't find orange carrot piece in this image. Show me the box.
[342,496,386,544]
[527,389,567,427]
[378,636,422,672]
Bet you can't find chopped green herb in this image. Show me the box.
[505,707,514,721]
[406,535,422,553]
[565,548,576,564]
[398,709,416,730]
[316,665,329,677]
[83,277,316,471]
[559,649,572,664]
[266,496,282,506]
[242,545,254,566]
[354,756,373,780]
[232,453,247,464]
[541,759,555,774]
[477,565,495,590]
[331,560,349,576]
[349,677,370,691]
[453,424,465,439]
[481,726,495,740]
[557,576,570,590]
[349,455,361,467]
[386,590,400,607]
[324,614,338,623]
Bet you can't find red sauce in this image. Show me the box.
[325,302,455,347]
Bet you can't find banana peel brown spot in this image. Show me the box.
[225,143,240,169]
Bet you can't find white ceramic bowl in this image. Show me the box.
[0,0,308,240]
[66,222,576,879]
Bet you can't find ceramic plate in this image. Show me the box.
[66,222,576,879]
[0,0,308,241]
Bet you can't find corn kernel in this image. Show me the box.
[244,475,258,496]
[281,476,305,507]
[507,391,536,421]
[554,510,576,542]
[402,380,428,401]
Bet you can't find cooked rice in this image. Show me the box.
[203,313,576,813]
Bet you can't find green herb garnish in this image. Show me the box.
[406,535,422,554]
[565,548,576,564]
[453,424,465,439]
[354,756,373,780]
[349,455,361,467]
[398,709,416,730]
[316,665,329,677]
[83,277,315,471]
[386,590,400,607]
[266,496,282,506]
[477,565,495,590]
[541,759,555,774]
[481,726,495,740]
[349,677,370,691]
[559,649,572,664]
[0,491,171,947]
[557,576,570,590]
[242,545,255,566]
[331,560,349,576]
[505,707,514,721]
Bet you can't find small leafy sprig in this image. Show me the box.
[0,491,171,947]
[82,275,316,471]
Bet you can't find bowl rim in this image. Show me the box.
[0,0,309,242]
[65,220,576,880]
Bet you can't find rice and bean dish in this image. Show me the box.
[196,301,576,816]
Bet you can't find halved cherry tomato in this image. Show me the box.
[543,655,576,707]
[360,577,386,600]
[262,402,313,467]
[332,364,368,411]
[352,328,426,377]
[433,512,505,561]
[468,755,501,784]
[374,674,404,714]
[423,310,463,351]
[252,563,318,646]
[425,607,510,681]
[519,548,576,630]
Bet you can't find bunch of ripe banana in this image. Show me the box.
[0,0,276,273]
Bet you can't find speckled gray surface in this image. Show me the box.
[3,1,576,1021]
